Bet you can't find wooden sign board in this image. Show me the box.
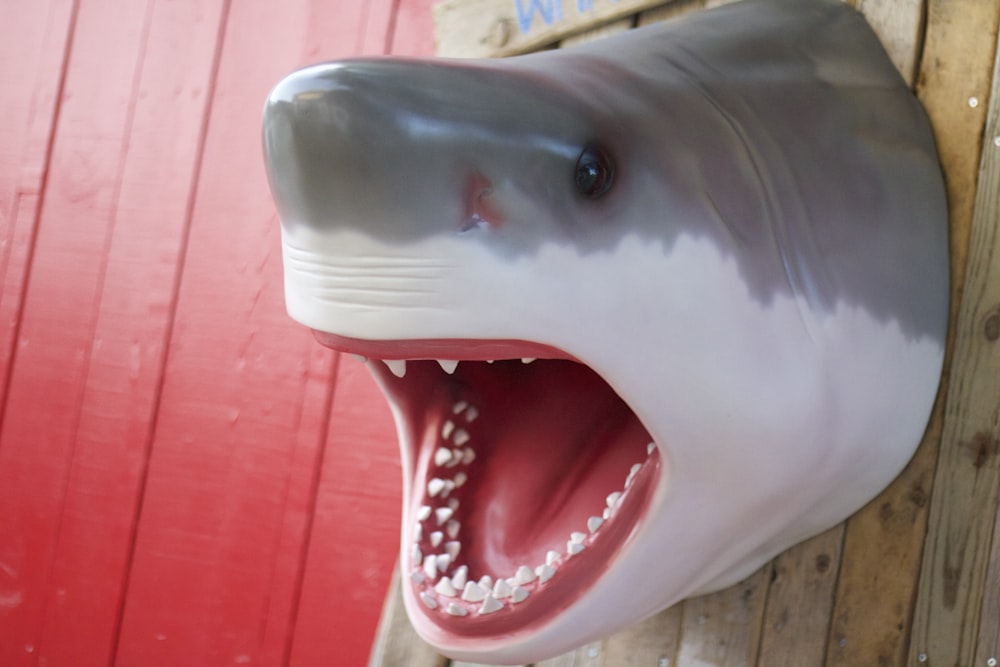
[433,0,680,57]
[433,0,923,87]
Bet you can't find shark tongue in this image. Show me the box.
[360,353,660,627]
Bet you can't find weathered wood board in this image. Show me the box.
[908,11,1000,664]
[369,1,1000,665]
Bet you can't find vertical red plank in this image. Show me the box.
[113,1,395,664]
[289,360,402,666]
[389,0,437,57]
[0,0,185,663]
[0,0,75,407]
[31,1,229,664]
[288,2,438,663]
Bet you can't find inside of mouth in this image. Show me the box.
[348,348,661,629]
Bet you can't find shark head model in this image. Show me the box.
[262,0,948,662]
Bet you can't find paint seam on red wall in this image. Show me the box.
[107,1,234,661]
[280,352,341,666]
[0,0,81,440]
[31,0,158,658]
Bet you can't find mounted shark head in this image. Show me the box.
[262,0,948,662]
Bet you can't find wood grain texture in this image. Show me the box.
[434,0,679,57]
[368,573,449,667]
[558,17,633,47]
[908,16,1000,665]
[975,489,1000,666]
[637,0,705,26]
[674,570,768,667]
[535,640,606,667]
[756,526,843,667]
[855,0,925,84]
[823,460,935,667]
[599,605,683,666]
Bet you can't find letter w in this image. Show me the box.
[514,0,563,34]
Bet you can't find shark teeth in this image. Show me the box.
[513,565,536,585]
[492,578,513,599]
[461,581,487,602]
[535,563,556,583]
[400,363,658,618]
[423,555,438,581]
[434,577,457,597]
[445,602,467,616]
[383,359,407,377]
[434,448,453,466]
[452,565,468,590]
[606,491,623,511]
[479,594,503,615]
[379,357,546,381]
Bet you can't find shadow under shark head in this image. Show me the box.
[262,0,948,662]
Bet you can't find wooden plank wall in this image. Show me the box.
[369,1,1000,665]
[0,1,437,665]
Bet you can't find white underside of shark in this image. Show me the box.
[281,224,941,663]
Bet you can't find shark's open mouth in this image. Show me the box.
[315,333,661,632]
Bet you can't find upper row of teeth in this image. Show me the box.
[409,397,655,618]
[367,357,538,379]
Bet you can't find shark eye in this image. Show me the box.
[574,145,615,199]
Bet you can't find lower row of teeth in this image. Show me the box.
[408,397,655,618]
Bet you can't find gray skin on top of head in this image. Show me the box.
[262,0,949,343]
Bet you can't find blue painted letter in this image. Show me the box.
[515,0,563,34]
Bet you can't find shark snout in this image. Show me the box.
[263,61,462,238]
[263,59,597,245]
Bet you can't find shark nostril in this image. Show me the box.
[460,170,504,233]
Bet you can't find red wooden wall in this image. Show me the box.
[0,1,433,664]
